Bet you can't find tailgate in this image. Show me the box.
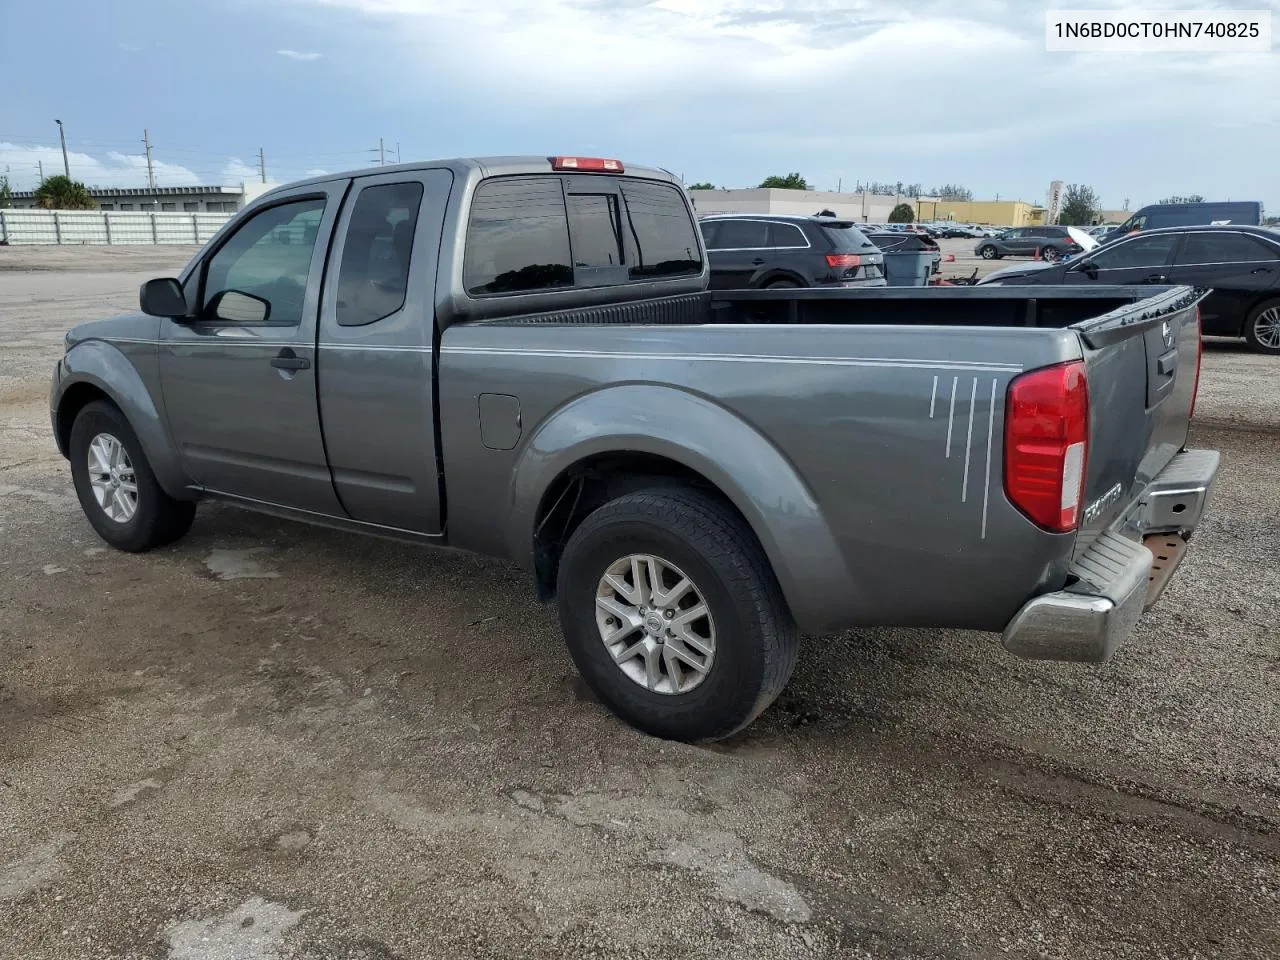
[1070,285,1206,557]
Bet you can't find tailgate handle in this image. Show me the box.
[1157,350,1177,376]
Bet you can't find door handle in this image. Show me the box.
[1143,273,1167,283]
[270,348,310,371]
[751,258,766,265]
[1251,267,1273,275]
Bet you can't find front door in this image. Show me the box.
[159,182,348,513]
[1065,234,1178,286]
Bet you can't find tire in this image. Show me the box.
[979,245,999,260]
[69,400,196,552]
[1244,299,1280,355]
[764,279,800,289]
[1041,246,1062,263]
[556,488,798,742]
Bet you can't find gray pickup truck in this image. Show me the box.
[51,156,1219,741]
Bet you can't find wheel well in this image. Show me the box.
[531,452,752,603]
[757,271,806,288]
[54,382,113,457]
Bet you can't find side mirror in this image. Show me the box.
[208,289,271,325]
[139,277,188,318]
[1073,260,1099,277]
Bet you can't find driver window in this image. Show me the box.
[1091,235,1176,269]
[202,198,326,325]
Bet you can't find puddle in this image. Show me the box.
[205,548,280,581]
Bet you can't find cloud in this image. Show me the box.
[0,143,202,189]
[277,48,323,60]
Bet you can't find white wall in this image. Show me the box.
[688,188,903,223]
[0,209,232,245]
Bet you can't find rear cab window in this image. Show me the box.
[462,175,701,297]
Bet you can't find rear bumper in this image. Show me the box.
[1002,449,1220,663]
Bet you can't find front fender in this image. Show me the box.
[507,384,859,634]
[54,340,190,499]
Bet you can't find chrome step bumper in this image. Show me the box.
[1002,449,1219,664]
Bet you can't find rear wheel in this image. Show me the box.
[1244,300,1280,354]
[557,488,798,741]
[764,278,800,289]
[1041,246,1062,263]
[69,400,196,552]
[979,245,999,260]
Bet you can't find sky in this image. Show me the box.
[3,0,1278,211]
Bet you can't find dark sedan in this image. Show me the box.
[978,225,1280,353]
[974,225,1083,263]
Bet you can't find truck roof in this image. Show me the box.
[256,155,680,202]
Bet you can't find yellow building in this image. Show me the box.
[914,199,1047,227]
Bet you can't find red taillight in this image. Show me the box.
[1190,306,1203,419]
[826,254,862,268]
[551,156,624,173]
[1004,361,1090,533]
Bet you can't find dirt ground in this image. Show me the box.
[1,245,1278,960]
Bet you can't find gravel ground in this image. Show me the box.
[1,246,1278,960]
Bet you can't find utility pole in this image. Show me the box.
[379,137,386,166]
[259,147,267,183]
[37,160,44,184]
[396,142,401,164]
[54,119,70,178]
[142,129,156,189]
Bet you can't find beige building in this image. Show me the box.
[688,188,903,223]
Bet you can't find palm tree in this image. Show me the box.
[34,175,96,210]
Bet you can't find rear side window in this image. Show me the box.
[1175,232,1277,264]
[768,223,808,248]
[336,182,423,326]
[464,177,573,295]
[698,220,722,249]
[618,180,702,278]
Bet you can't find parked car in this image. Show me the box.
[50,154,1218,741]
[934,224,973,239]
[698,214,886,289]
[1103,201,1262,242]
[978,224,1280,353]
[975,225,1083,262]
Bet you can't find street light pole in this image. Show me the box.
[54,119,70,178]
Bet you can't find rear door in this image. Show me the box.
[1004,228,1034,255]
[315,169,453,533]
[1168,231,1280,334]
[159,182,347,513]
[706,219,771,288]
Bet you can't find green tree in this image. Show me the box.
[759,172,808,190]
[888,202,915,223]
[1056,184,1101,226]
[1159,194,1205,204]
[34,175,96,210]
[687,181,717,190]
[0,175,12,209]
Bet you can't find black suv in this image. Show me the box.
[698,215,886,289]
[975,225,1082,263]
[978,225,1280,353]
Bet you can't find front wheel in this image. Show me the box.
[1244,300,1280,354]
[69,400,196,552]
[979,245,999,260]
[557,488,798,741]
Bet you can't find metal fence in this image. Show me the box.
[0,209,232,245]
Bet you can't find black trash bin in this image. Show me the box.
[863,232,938,287]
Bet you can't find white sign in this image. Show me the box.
[1046,180,1064,224]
